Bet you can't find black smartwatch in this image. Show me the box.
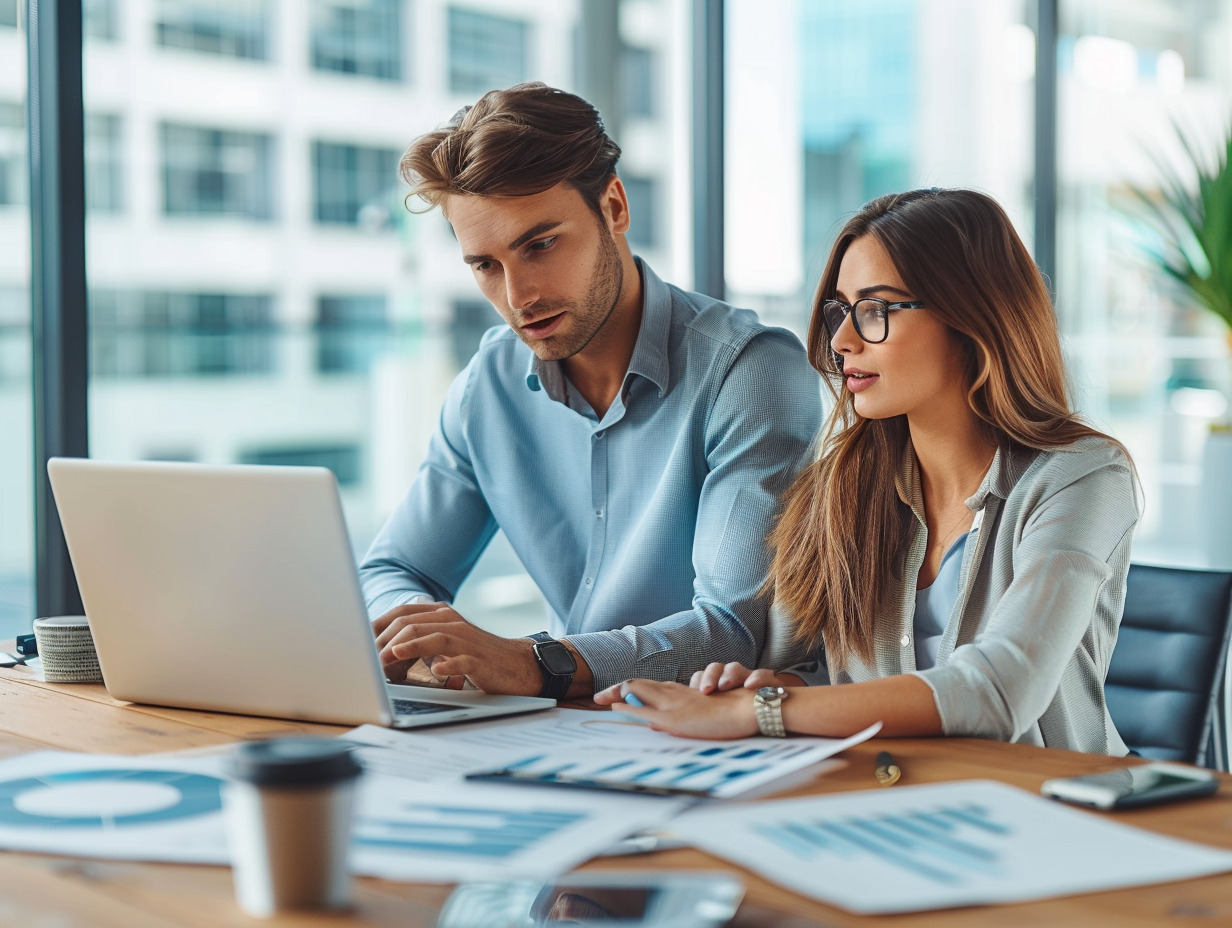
[527,632,576,699]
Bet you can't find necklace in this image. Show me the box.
[925,451,996,553]
[929,503,974,553]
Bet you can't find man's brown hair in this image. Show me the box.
[400,82,622,217]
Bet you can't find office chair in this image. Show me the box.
[1105,564,1232,769]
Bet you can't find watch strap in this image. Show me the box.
[528,632,575,700]
[754,686,788,738]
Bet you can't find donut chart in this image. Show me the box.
[0,768,224,828]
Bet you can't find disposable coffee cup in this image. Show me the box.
[223,738,363,918]
[32,615,103,683]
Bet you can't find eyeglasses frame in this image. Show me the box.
[821,297,928,345]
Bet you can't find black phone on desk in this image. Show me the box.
[1040,761,1219,810]
[436,871,744,928]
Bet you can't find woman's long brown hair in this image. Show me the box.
[769,188,1125,665]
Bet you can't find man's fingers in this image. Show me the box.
[386,630,453,663]
[371,601,442,635]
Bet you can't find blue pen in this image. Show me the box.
[624,693,645,707]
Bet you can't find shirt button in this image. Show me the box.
[584,577,593,587]
[595,508,604,519]
[900,634,911,647]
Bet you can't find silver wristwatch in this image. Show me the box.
[753,685,789,737]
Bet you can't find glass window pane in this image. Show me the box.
[447,7,529,93]
[727,0,1034,336]
[313,141,401,226]
[155,0,271,61]
[86,113,124,213]
[1056,0,1232,568]
[85,0,121,41]
[310,0,402,81]
[0,12,31,638]
[160,123,274,219]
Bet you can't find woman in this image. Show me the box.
[596,188,1139,754]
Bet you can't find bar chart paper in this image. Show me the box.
[669,779,1232,913]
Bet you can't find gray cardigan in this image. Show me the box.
[766,436,1139,755]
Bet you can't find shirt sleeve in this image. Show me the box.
[910,454,1139,741]
[565,329,823,691]
[359,359,499,616]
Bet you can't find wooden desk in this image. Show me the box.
[2,662,1231,928]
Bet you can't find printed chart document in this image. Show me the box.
[0,750,686,882]
[669,779,1232,913]
[466,722,881,798]
[345,709,879,798]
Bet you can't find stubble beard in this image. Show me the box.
[520,226,624,362]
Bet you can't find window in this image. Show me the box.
[155,0,270,60]
[0,286,26,385]
[313,141,400,226]
[86,114,123,213]
[85,0,120,40]
[161,123,274,219]
[91,290,275,378]
[622,175,656,250]
[1054,0,1232,564]
[448,7,529,94]
[310,0,402,81]
[316,294,390,373]
[239,444,362,485]
[0,102,23,207]
[623,45,656,119]
[450,298,497,369]
[0,1,16,29]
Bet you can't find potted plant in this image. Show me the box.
[1127,118,1232,566]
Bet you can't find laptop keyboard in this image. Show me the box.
[391,697,458,716]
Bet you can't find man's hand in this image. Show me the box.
[593,679,759,740]
[371,602,543,696]
[688,661,804,694]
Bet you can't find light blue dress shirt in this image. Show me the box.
[360,259,822,691]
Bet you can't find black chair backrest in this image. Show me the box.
[1105,564,1232,768]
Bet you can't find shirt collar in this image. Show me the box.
[524,258,671,401]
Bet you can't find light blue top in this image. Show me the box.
[913,533,968,670]
[360,259,822,691]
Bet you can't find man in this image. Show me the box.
[362,82,820,698]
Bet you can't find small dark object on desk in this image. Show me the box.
[15,633,37,656]
[874,750,901,787]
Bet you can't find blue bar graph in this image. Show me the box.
[754,803,1013,885]
[355,803,586,859]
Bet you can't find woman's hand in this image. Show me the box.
[593,679,759,740]
[689,661,805,694]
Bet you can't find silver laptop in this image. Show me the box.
[47,457,555,728]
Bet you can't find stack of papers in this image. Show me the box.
[344,709,878,798]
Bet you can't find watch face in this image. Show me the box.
[756,685,786,702]
[535,641,577,676]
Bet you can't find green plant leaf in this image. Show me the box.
[1124,117,1232,330]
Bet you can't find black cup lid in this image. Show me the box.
[227,737,363,787]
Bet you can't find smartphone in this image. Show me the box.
[436,871,744,928]
[1041,762,1219,810]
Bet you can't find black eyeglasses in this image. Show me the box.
[821,298,927,344]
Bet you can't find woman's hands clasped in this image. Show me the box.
[688,661,804,694]
[592,662,804,740]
